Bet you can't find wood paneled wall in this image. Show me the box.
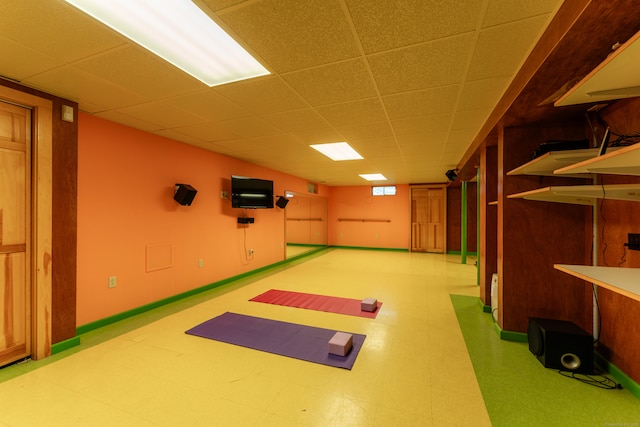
[498,125,593,333]
[592,97,640,381]
[0,78,78,344]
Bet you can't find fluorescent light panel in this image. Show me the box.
[65,0,270,86]
[360,173,387,181]
[310,142,363,161]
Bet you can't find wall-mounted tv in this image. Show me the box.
[231,175,274,209]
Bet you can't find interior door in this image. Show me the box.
[0,101,31,366]
[411,185,446,253]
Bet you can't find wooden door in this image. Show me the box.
[411,185,446,253]
[0,101,31,366]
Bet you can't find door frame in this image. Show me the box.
[1,85,52,360]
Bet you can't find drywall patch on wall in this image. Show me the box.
[146,243,172,272]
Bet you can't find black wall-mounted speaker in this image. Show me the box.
[445,169,457,181]
[276,196,289,208]
[528,317,593,374]
[174,184,197,206]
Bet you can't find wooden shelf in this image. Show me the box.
[555,264,640,302]
[507,148,604,177]
[507,184,640,205]
[554,142,640,176]
[555,30,640,106]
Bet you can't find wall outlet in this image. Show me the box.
[221,191,228,199]
[626,233,640,251]
[108,276,117,288]
[198,258,204,268]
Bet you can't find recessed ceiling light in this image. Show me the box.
[359,173,387,181]
[64,0,270,87]
[310,142,363,161]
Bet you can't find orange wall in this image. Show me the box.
[77,113,327,326]
[328,185,410,249]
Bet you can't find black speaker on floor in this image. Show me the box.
[276,196,289,208]
[174,184,197,206]
[528,317,593,374]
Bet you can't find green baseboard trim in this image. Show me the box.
[329,245,408,252]
[595,352,640,399]
[76,247,331,336]
[476,297,491,313]
[491,323,528,343]
[286,243,326,248]
[51,336,81,355]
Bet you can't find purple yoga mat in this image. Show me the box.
[185,312,366,370]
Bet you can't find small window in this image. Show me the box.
[372,186,396,196]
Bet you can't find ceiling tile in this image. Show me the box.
[288,127,345,145]
[282,59,378,106]
[23,65,147,109]
[467,15,551,80]
[173,122,240,142]
[215,76,307,114]
[217,0,360,73]
[164,90,251,122]
[336,121,394,141]
[345,0,484,53]
[215,116,282,138]
[94,110,162,133]
[0,36,63,81]
[451,109,490,131]
[383,85,460,119]
[482,0,562,28]
[74,46,203,99]
[457,76,511,110]
[113,102,203,129]
[261,108,328,133]
[0,0,125,63]
[368,33,475,95]
[391,114,453,135]
[316,98,387,127]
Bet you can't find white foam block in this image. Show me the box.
[361,297,377,312]
[328,331,353,356]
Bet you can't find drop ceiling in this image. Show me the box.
[0,0,563,185]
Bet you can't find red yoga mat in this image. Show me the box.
[250,289,382,318]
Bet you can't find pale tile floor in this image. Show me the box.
[0,249,489,426]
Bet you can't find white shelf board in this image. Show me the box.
[507,148,603,177]
[555,264,640,302]
[507,184,640,205]
[554,142,640,176]
[555,30,640,106]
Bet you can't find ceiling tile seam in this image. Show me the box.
[437,0,492,168]
[480,11,558,31]
[338,0,409,180]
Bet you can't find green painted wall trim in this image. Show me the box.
[76,247,330,336]
[595,352,640,399]
[51,336,81,354]
[330,245,409,252]
[285,243,326,248]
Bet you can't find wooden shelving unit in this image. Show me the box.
[554,142,640,176]
[507,148,604,177]
[555,264,640,302]
[507,184,640,205]
[555,29,640,106]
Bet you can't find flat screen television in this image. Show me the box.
[231,175,274,209]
